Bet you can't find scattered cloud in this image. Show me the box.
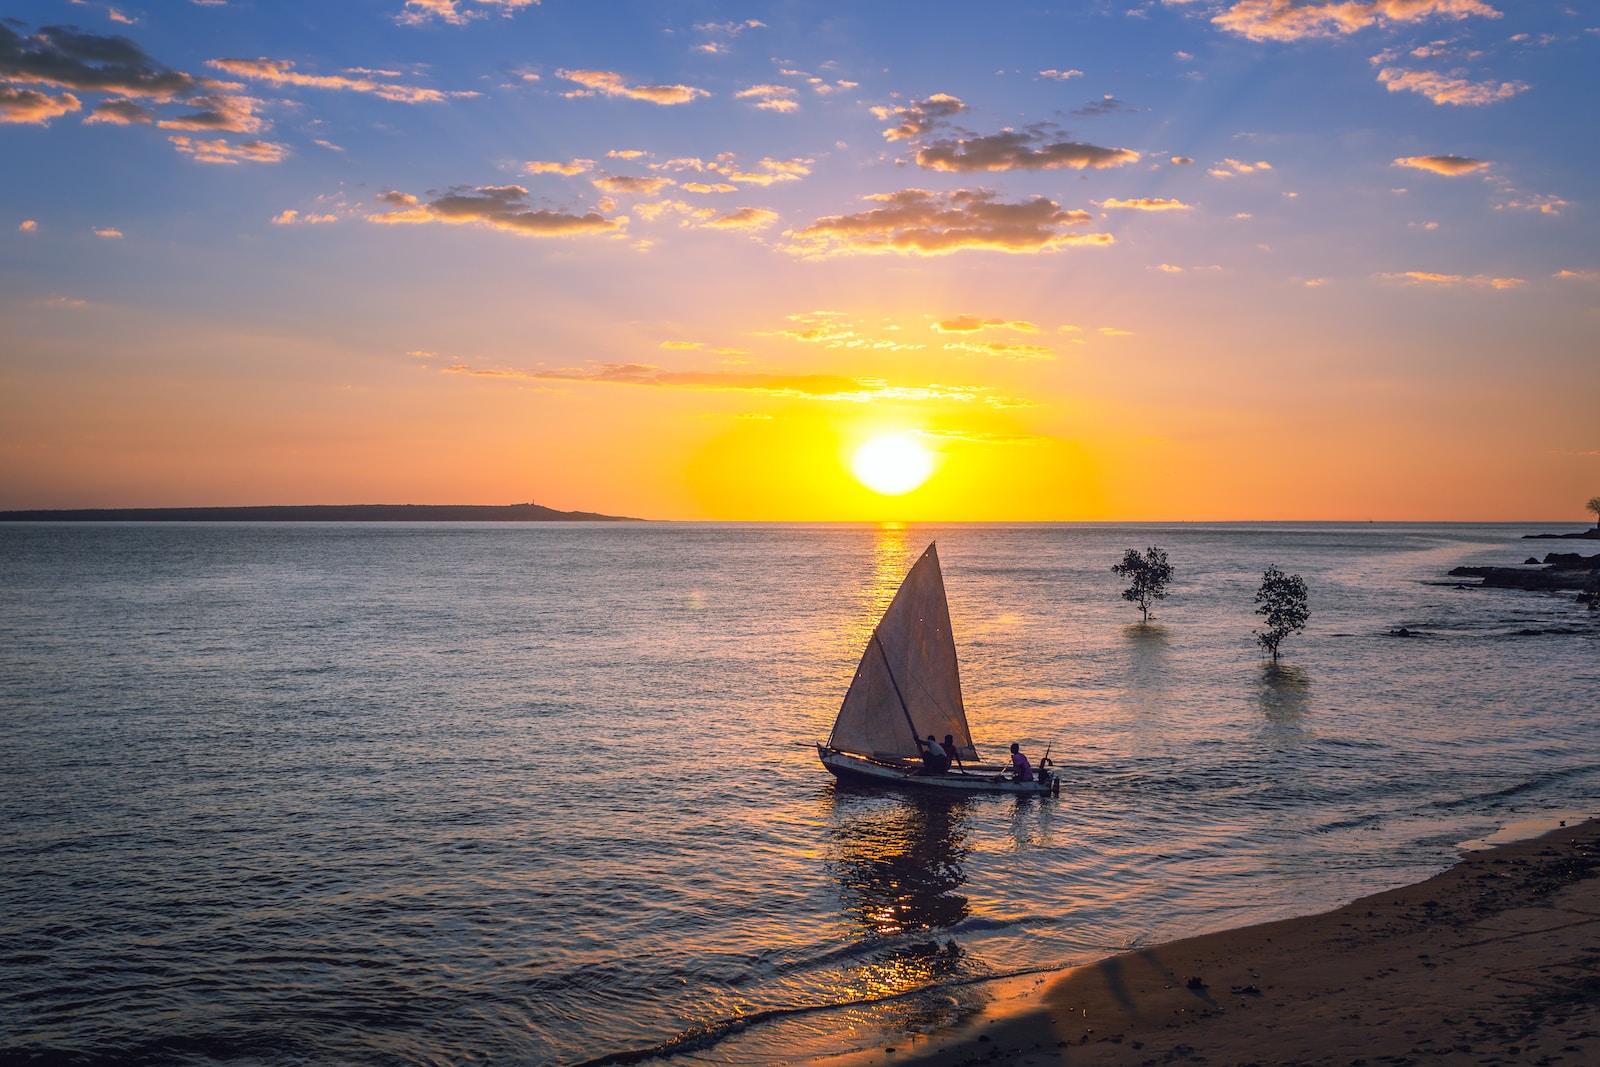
[157,92,265,133]
[209,58,456,104]
[83,96,152,124]
[19,219,38,231]
[1393,153,1488,174]
[1380,271,1524,288]
[398,0,539,26]
[736,84,798,111]
[1170,155,1195,165]
[272,208,337,224]
[168,135,287,164]
[1099,326,1135,335]
[777,311,927,350]
[93,227,122,237]
[1074,94,1129,116]
[369,184,622,236]
[1554,269,1598,281]
[1212,0,1501,43]
[1376,66,1527,105]
[783,188,1110,257]
[1499,194,1567,215]
[593,175,675,196]
[0,23,198,98]
[916,130,1139,172]
[660,341,702,349]
[705,206,780,230]
[682,182,737,194]
[0,85,81,124]
[558,69,709,105]
[525,158,594,176]
[942,340,1056,360]
[1039,68,1084,80]
[872,93,965,141]
[1099,196,1192,210]
[934,316,1040,333]
[1209,158,1272,177]
[1156,263,1184,272]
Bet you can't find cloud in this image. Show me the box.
[168,135,287,163]
[1209,157,1272,177]
[593,175,675,196]
[272,208,337,224]
[682,182,737,194]
[1376,66,1527,105]
[94,227,122,237]
[872,93,965,141]
[0,22,198,98]
[19,219,38,231]
[934,316,1040,333]
[1074,95,1128,116]
[736,84,798,111]
[1039,69,1083,80]
[1393,153,1488,174]
[369,184,622,236]
[659,341,702,349]
[208,58,453,104]
[398,0,539,26]
[1170,155,1195,165]
[607,149,645,159]
[942,340,1057,360]
[524,158,594,176]
[1380,271,1523,288]
[915,130,1139,172]
[0,85,80,124]
[705,206,780,230]
[1099,197,1193,210]
[157,92,264,133]
[1213,0,1501,42]
[777,311,927,351]
[783,188,1110,257]
[558,69,708,105]
[1499,194,1567,215]
[83,96,151,123]
[1156,263,1184,272]
[1554,269,1598,281]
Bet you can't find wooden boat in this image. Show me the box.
[818,542,1058,797]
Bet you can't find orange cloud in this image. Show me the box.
[1393,154,1488,174]
[1213,0,1500,42]
[272,209,337,224]
[369,184,622,236]
[1209,158,1272,177]
[872,93,965,141]
[157,92,265,133]
[942,340,1056,361]
[19,219,38,231]
[398,0,539,26]
[784,188,1110,257]
[0,86,80,124]
[0,23,198,98]
[934,316,1040,333]
[593,175,675,196]
[777,311,927,350]
[94,227,123,238]
[1099,197,1193,210]
[916,130,1139,172]
[168,135,287,164]
[1376,67,1527,105]
[524,159,594,175]
[1381,271,1524,288]
[736,84,798,111]
[705,206,780,230]
[1499,194,1567,215]
[208,58,453,104]
[682,182,737,194]
[84,97,153,124]
[558,69,709,105]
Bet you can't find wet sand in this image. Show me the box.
[889,819,1599,1067]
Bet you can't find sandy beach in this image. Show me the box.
[881,819,1599,1067]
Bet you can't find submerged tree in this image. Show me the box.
[1588,495,1600,529]
[1112,545,1174,622]
[1254,565,1309,661]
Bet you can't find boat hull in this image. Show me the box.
[818,745,1057,796]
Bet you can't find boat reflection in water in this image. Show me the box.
[822,784,976,1003]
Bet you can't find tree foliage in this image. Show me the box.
[1588,495,1600,529]
[1254,564,1309,661]
[1112,545,1173,622]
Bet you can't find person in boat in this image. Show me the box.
[919,735,950,775]
[943,734,964,769]
[1009,742,1034,782]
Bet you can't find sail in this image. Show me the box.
[828,543,979,762]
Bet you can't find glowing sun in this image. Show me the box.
[850,432,935,495]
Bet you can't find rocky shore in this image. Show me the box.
[1448,550,1600,592]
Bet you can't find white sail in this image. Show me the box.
[828,543,979,762]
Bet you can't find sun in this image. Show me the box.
[850,432,935,496]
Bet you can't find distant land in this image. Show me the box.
[0,503,644,522]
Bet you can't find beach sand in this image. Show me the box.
[884,819,1599,1067]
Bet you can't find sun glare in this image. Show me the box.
[851,433,935,496]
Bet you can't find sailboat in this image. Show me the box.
[817,542,1058,796]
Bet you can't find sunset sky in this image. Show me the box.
[3,0,1596,520]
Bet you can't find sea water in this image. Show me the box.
[1,522,1596,1065]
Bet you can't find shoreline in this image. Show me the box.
[842,817,1600,1067]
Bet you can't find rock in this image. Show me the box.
[1541,552,1600,570]
[1524,557,1540,565]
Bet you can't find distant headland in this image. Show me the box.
[0,503,644,522]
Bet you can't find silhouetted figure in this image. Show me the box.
[919,735,950,774]
[943,734,964,769]
[1009,742,1033,783]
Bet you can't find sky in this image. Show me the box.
[2,0,1596,520]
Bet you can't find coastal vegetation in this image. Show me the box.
[1254,565,1309,661]
[1588,495,1600,529]
[1111,546,1173,622]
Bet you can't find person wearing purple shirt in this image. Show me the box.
[1009,742,1033,782]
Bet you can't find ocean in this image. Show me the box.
[2,522,1596,1065]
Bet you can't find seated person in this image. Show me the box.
[943,734,964,769]
[919,734,951,774]
[1009,742,1034,782]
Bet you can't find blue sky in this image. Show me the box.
[3,0,1596,518]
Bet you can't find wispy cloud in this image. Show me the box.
[369,185,622,236]
[1376,66,1527,105]
[83,96,152,124]
[168,135,287,163]
[1380,270,1523,288]
[1212,0,1501,43]
[0,23,198,98]
[784,188,1110,257]
[942,340,1057,360]
[705,206,780,230]
[1098,196,1193,210]
[558,69,709,105]
[1393,153,1488,174]
[735,84,798,111]
[397,0,539,27]
[777,311,926,350]
[872,93,965,141]
[1039,69,1083,80]
[524,158,594,176]
[934,316,1040,333]
[93,226,122,238]
[0,85,80,124]
[272,208,337,224]
[1498,194,1567,215]
[915,130,1140,172]
[157,92,265,133]
[1209,158,1272,177]
[593,175,675,196]
[209,58,458,104]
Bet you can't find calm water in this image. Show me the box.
[2,522,1597,1066]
